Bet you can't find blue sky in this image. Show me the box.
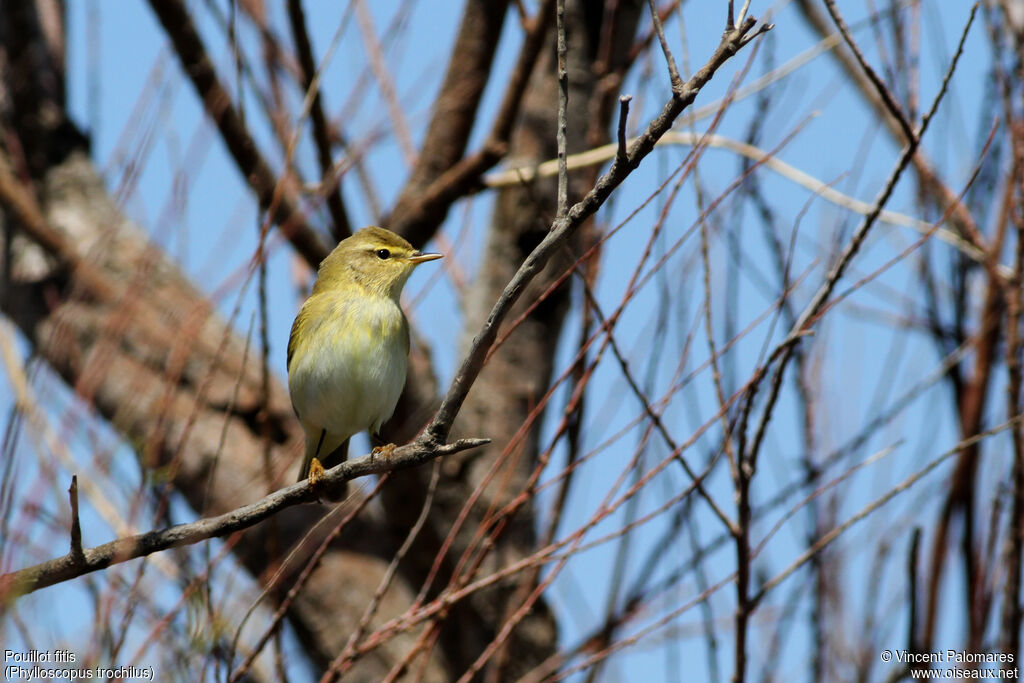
[1,1,1003,680]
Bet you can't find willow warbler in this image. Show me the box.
[287,226,442,499]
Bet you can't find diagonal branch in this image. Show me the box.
[821,0,916,144]
[481,131,1001,272]
[745,4,978,468]
[794,0,988,262]
[555,0,568,218]
[385,0,513,246]
[428,13,772,441]
[387,0,554,247]
[0,438,488,598]
[648,0,683,91]
[148,0,330,266]
[285,0,352,241]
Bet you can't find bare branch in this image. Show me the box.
[428,14,771,442]
[746,4,977,468]
[0,438,488,599]
[647,0,682,91]
[387,0,556,248]
[555,0,569,218]
[482,131,1001,272]
[615,95,632,165]
[147,0,330,266]
[68,475,84,564]
[385,0,515,246]
[285,0,352,240]
[821,0,915,144]
[794,0,988,259]
[353,0,416,166]
[753,414,1024,602]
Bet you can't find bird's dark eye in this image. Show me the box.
[375,248,391,260]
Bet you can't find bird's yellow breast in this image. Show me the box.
[287,289,409,439]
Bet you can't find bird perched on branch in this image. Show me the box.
[287,226,442,500]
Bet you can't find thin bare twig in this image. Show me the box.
[821,0,914,144]
[147,0,330,266]
[228,477,388,682]
[795,0,988,260]
[753,414,1024,602]
[746,4,977,468]
[735,0,754,29]
[648,0,683,90]
[483,131,999,272]
[908,527,922,655]
[1001,123,1024,672]
[427,12,771,444]
[323,462,442,682]
[68,476,84,564]
[286,0,352,240]
[353,0,416,166]
[386,0,535,246]
[616,95,632,165]
[555,0,569,218]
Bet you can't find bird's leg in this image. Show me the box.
[370,432,397,460]
[308,429,327,488]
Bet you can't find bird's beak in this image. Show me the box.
[407,251,443,264]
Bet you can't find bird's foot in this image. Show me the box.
[308,457,326,488]
[371,443,397,461]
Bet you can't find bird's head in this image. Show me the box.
[314,226,442,300]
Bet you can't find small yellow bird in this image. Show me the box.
[287,226,442,499]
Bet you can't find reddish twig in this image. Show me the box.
[147,0,330,267]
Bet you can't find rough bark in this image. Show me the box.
[1,147,453,680]
[379,0,645,677]
[386,0,511,246]
[0,1,441,679]
[0,0,647,678]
